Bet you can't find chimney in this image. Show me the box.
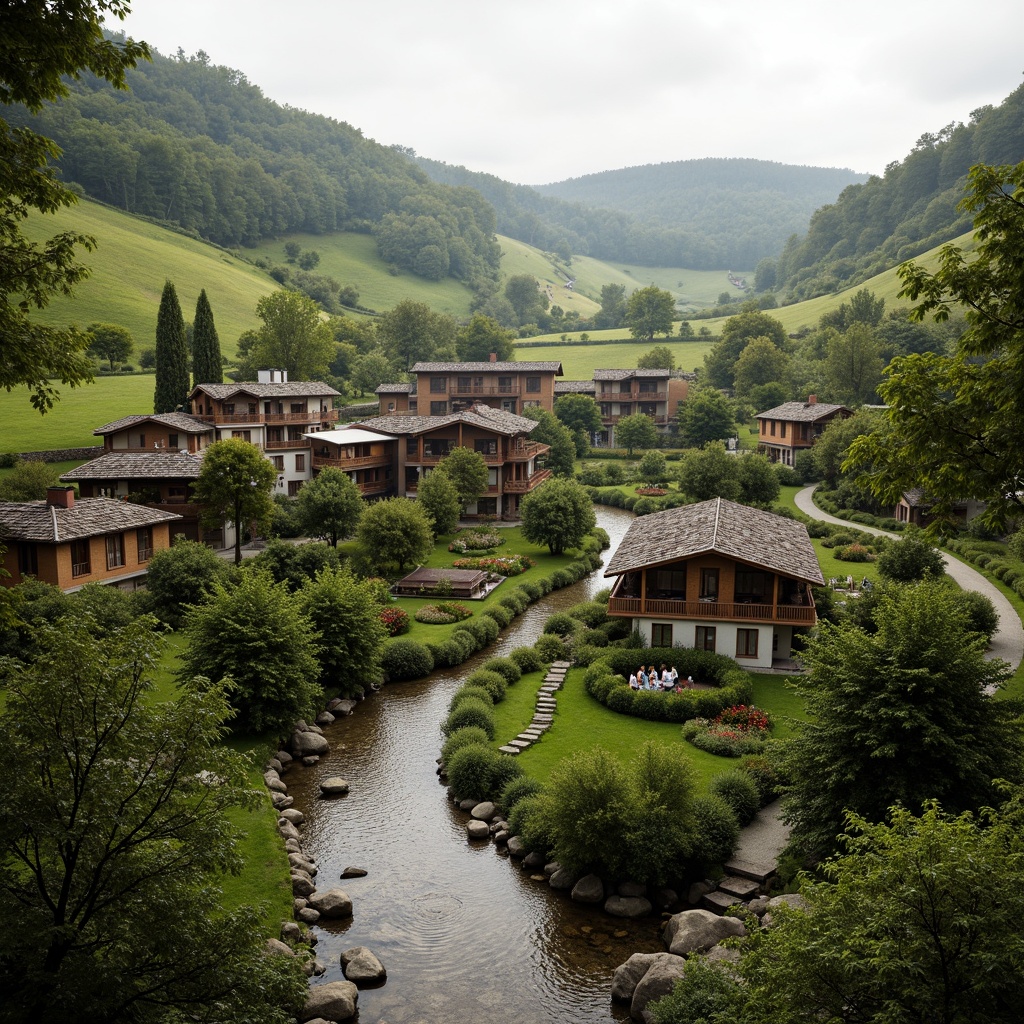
[47,485,75,509]
[489,352,497,362]
[807,394,817,405]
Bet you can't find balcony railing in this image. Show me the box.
[505,440,549,462]
[312,453,389,470]
[606,594,816,625]
[265,438,312,451]
[504,468,551,492]
[195,409,339,426]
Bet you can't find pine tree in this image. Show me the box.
[191,288,222,385]
[153,281,190,413]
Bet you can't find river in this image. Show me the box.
[287,506,666,1023]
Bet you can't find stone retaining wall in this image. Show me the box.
[11,447,103,462]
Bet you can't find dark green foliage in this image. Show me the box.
[440,726,491,763]
[380,638,434,681]
[520,477,597,554]
[688,793,740,869]
[876,529,946,581]
[153,280,189,414]
[543,612,578,636]
[506,794,554,855]
[499,591,528,615]
[144,539,232,628]
[250,539,342,590]
[488,754,526,796]
[442,697,495,739]
[956,589,999,641]
[295,468,363,547]
[191,288,222,384]
[461,614,500,646]
[534,633,568,662]
[566,600,610,628]
[509,646,544,673]
[648,956,747,1024]
[500,774,543,814]
[446,744,502,801]
[0,459,59,501]
[464,669,507,704]
[739,752,784,805]
[708,769,761,825]
[481,656,522,685]
[481,604,513,629]
[446,629,478,661]
[427,638,469,669]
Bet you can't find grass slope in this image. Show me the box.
[22,199,280,358]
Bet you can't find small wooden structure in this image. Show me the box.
[392,566,491,600]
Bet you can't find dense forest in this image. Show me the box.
[764,81,1024,300]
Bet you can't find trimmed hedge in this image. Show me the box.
[381,638,434,681]
[448,685,494,712]
[481,656,522,685]
[509,646,545,673]
[442,697,495,739]
[465,669,507,703]
[441,726,491,763]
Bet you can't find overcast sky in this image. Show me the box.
[116,0,1023,186]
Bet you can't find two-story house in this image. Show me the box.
[305,425,398,498]
[755,396,851,466]
[0,486,181,593]
[604,497,824,669]
[586,369,692,447]
[188,369,340,497]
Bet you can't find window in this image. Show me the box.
[619,381,631,394]
[600,404,612,418]
[430,401,448,415]
[231,430,251,441]
[770,421,776,436]
[271,455,284,471]
[457,376,472,393]
[618,404,632,417]
[700,568,719,599]
[502,400,517,413]
[640,403,658,417]
[523,400,541,409]
[780,422,787,438]
[288,480,302,496]
[477,497,497,515]
[224,403,235,414]
[137,433,145,448]
[652,623,673,647]
[652,568,686,596]
[71,539,91,578]
[168,434,178,449]
[387,402,396,412]
[137,527,153,562]
[290,402,304,413]
[695,626,716,651]
[638,379,658,393]
[526,376,541,393]
[407,438,419,457]
[295,453,305,472]
[18,543,38,577]
[424,440,453,458]
[736,570,771,601]
[475,439,497,455]
[498,376,513,393]
[105,533,125,569]
[736,629,759,659]
[430,376,447,394]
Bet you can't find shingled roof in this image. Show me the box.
[357,404,538,437]
[411,361,563,374]
[60,451,205,482]
[0,497,181,543]
[755,400,849,423]
[92,412,212,435]
[554,380,597,394]
[605,497,823,584]
[189,381,340,400]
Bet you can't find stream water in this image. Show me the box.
[286,506,667,1023]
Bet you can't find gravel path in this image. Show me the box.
[794,485,1023,672]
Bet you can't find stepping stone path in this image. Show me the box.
[497,661,570,755]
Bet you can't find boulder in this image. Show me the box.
[264,937,295,958]
[333,699,357,716]
[605,894,652,918]
[762,892,811,928]
[264,770,288,793]
[611,952,681,1003]
[279,808,305,825]
[280,921,303,945]
[341,945,387,985]
[493,830,510,846]
[288,853,318,875]
[341,866,368,879]
[302,755,320,767]
[268,758,283,773]
[548,866,578,890]
[458,797,477,811]
[307,889,353,919]
[704,943,741,964]
[279,821,301,843]
[662,909,746,955]
[300,981,358,1023]
[291,873,316,898]
[687,880,715,905]
[631,956,690,1021]
[270,792,293,810]
[523,850,547,870]
[466,820,490,840]
[292,730,329,757]
[470,801,496,821]
[315,711,336,727]
[276,749,293,765]
[571,874,604,904]
[320,777,350,797]
[297,907,321,925]
[506,836,526,857]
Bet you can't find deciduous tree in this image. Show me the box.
[824,322,884,405]
[615,412,658,455]
[294,467,363,547]
[191,438,276,564]
[625,286,676,344]
[251,290,334,380]
[377,299,456,370]
[357,497,434,572]
[521,407,577,476]
[416,468,462,537]
[554,393,603,457]
[636,345,676,370]
[677,386,736,447]
[456,313,515,362]
[86,322,133,370]
[0,458,59,501]
[436,446,490,511]
[520,477,596,555]
[153,280,189,412]
[678,441,741,501]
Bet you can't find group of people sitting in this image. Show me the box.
[628,663,694,693]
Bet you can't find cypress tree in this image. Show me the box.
[153,280,190,413]
[191,289,223,385]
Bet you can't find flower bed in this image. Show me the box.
[414,602,474,625]
[380,606,410,637]
[448,530,502,554]
[451,555,535,577]
[681,704,772,756]
[635,486,667,496]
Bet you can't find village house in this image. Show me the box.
[894,489,987,530]
[0,486,181,593]
[755,396,851,466]
[577,368,692,447]
[603,497,824,670]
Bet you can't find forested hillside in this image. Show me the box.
[415,156,860,269]
[4,44,502,292]
[766,82,1024,300]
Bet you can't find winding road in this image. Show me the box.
[794,485,1023,672]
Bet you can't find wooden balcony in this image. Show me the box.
[312,453,389,471]
[195,409,339,426]
[266,438,311,451]
[505,440,549,462]
[606,594,816,625]
[504,468,552,493]
[444,384,521,397]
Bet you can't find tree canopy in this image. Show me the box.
[86,322,133,370]
[357,496,434,572]
[153,280,189,413]
[376,300,456,370]
[455,313,514,362]
[677,386,735,447]
[615,412,658,455]
[191,288,222,384]
[249,290,334,381]
[624,285,676,343]
[520,477,596,554]
[435,446,489,511]
[295,467,363,546]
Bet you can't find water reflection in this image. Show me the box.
[288,506,663,1023]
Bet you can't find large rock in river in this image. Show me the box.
[611,952,682,1003]
[341,945,387,985]
[662,908,746,955]
[631,955,690,1021]
[307,889,353,919]
[292,729,329,757]
[300,981,358,1022]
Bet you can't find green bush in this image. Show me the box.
[568,642,599,667]
[499,590,529,614]
[481,657,522,685]
[520,581,542,601]
[605,684,636,714]
[500,775,543,814]
[509,646,544,673]
[957,589,999,640]
[458,616,500,647]
[688,793,740,870]
[739,753,783,805]
[566,601,609,628]
[580,627,609,647]
[427,638,467,669]
[441,726,491,763]
[465,669,507,704]
[442,697,495,739]
[534,633,567,662]
[488,753,525,796]
[543,612,578,636]
[506,793,553,855]
[381,638,434,681]
[548,569,572,589]
[447,629,479,661]
[708,769,761,825]
[446,744,502,801]
[448,685,494,713]
[835,543,874,562]
[535,575,553,596]
[481,604,513,628]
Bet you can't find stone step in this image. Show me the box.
[532,714,553,723]
[723,858,776,885]
[529,722,550,731]
[498,745,520,755]
[509,739,532,749]
[717,875,761,900]
[551,661,571,669]
[701,890,743,915]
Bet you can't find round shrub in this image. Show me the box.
[448,685,494,713]
[427,638,466,669]
[465,669,507,703]
[957,589,999,640]
[441,726,491,763]
[488,753,525,795]
[481,656,522,685]
[580,627,609,647]
[567,601,609,628]
[584,672,619,703]
[535,575,553,596]
[447,629,478,661]
[534,633,567,662]
[381,638,434,681]
[446,744,502,801]
[739,754,782,805]
[632,690,671,721]
[519,580,542,601]
[605,684,636,715]
[509,646,544,673]
[622,495,638,510]
[482,604,513,628]
[633,497,658,517]
[500,775,543,814]
[568,642,599,667]
[708,769,761,826]
[506,793,553,855]
[500,590,529,614]
[548,569,572,589]
[543,612,578,636]
[379,605,410,636]
[450,626,481,654]
[461,615,500,647]
[688,793,740,870]
[442,697,495,739]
